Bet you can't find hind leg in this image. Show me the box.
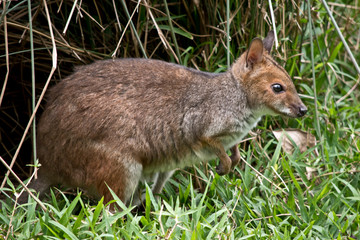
[131,172,156,207]
[152,171,174,195]
[131,170,174,207]
[95,157,143,209]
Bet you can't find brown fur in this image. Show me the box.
[19,31,307,206]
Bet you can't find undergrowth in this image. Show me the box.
[0,0,359,239]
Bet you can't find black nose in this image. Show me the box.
[297,105,307,117]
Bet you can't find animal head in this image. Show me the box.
[231,31,307,118]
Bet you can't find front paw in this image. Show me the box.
[216,163,231,176]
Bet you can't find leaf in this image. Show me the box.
[328,42,343,63]
[145,185,151,222]
[48,220,79,240]
[272,129,317,155]
[72,209,85,235]
[157,25,193,39]
[273,128,318,180]
[59,193,81,226]
[92,197,104,226]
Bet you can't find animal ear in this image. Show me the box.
[263,30,275,53]
[246,38,263,68]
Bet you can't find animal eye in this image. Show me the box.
[271,83,284,93]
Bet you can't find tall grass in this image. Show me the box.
[0,0,359,239]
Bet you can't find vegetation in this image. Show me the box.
[0,0,359,239]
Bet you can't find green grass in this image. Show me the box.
[1,0,360,239]
[2,151,359,239]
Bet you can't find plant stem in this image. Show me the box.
[321,0,360,75]
[307,0,325,161]
[120,0,147,58]
[28,0,37,167]
[163,0,182,64]
[226,0,230,68]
